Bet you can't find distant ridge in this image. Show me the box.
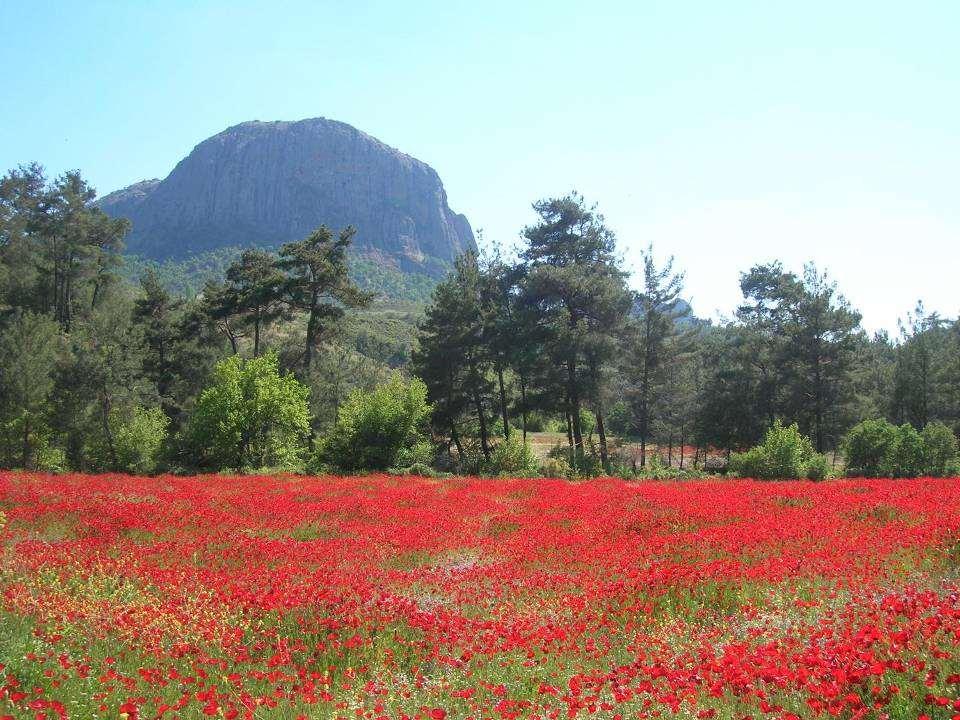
[98,118,476,277]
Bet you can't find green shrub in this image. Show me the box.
[314,373,431,473]
[524,412,563,433]
[540,454,572,478]
[404,462,437,477]
[482,435,540,477]
[728,420,828,480]
[844,418,958,478]
[635,455,678,480]
[112,406,169,474]
[604,400,632,435]
[882,423,925,478]
[387,462,441,477]
[921,421,959,477]
[728,446,769,479]
[394,439,434,469]
[578,409,597,437]
[805,452,832,481]
[764,420,816,478]
[186,352,311,471]
[843,418,898,477]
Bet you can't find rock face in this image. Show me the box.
[98,118,475,275]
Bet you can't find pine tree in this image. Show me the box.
[624,245,687,467]
[277,225,373,373]
[520,193,631,464]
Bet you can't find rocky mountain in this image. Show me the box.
[98,118,475,276]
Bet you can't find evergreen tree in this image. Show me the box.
[133,270,182,414]
[413,253,494,465]
[222,249,287,357]
[277,225,373,373]
[624,246,688,466]
[0,310,61,468]
[520,193,631,463]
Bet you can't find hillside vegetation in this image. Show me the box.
[1,166,959,479]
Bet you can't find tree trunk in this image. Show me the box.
[519,376,528,443]
[595,400,609,471]
[667,434,673,467]
[497,366,510,439]
[304,288,320,371]
[450,425,465,465]
[567,359,583,457]
[223,323,238,355]
[472,388,490,461]
[679,424,685,470]
[813,346,824,453]
[91,279,102,310]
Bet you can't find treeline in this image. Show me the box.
[413,193,960,476]
[1,164,958,478]
[0,165,401,473]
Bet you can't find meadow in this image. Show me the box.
[1,472,959,720]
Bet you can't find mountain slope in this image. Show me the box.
[99,118,475,277]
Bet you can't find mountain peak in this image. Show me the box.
[98,118,475,276]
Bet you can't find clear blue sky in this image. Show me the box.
[2,0,958,332]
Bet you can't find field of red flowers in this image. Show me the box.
[1,472,959,720]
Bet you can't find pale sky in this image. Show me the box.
[2,0,957,333]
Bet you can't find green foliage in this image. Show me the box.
[883,423,926,478]
[728,446,770,479]
[578,409,597,437]
[313,374,431,473]
[843,418,899,477]
[111,406,169,474]
[522,412,564,434]
[186,352,311,471]
[388,462,445,478]
[729,420,830,480]
[482,436,540,477]
[394,439,435,469]
[921,421,959,477]
[843,418,958,478]
[539,453,573,479]
[0,310,61,469]
[277,225,374,371]
[804,452,832,481]
[122,247,442,304]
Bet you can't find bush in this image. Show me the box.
[0,418,67,472]
[314,373,431,473]
[729,420,828,480]
[394,439,434,469]
[921,421,959,477]
[524,412,562,433]
[634,455,680,480]
[882,424,926,478]
[843,419,898,477]
[387,462,443,478]
[482,435,540,477]
[843,418,959,478]
[540,454,572,478]
[805,452,832,481]
[186,352,311,471]
[112,406,169,474]
[728,446,769,479]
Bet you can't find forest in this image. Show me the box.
[1,164,958,478]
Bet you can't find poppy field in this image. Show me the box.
[1,473,959,720]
